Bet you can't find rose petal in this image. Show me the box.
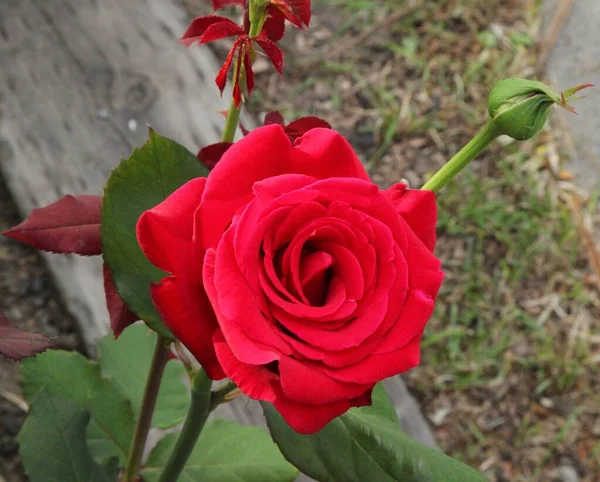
[384,184,438,252]
[137,177,206,275]
[200,126,369,248]
[279,356,371,405]
[213,330,277,401]
[205,235,292,361]
[320,335,423,384]
[272,385,372,434]
[151,275,225,380]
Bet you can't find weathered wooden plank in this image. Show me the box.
[0,0,243,349]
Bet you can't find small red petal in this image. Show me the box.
[197,142,234,170]
[270,0,310,27]
[211,0,245,11]
[287,0,311,25]
[263,6,287,42]
[264,111,285,126]
[239,123,251,136]
[180,16,244,45]
[284,116,331,141]
[232,44,245,107]
[103,265,138,338]
[244,50,255,97]
[253,35,284,75]
[215,39,242,93]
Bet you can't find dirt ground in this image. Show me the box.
[0,172,83,482]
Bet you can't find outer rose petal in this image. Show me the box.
[199,125,369,248]
[384,183,437,252]
[137,177,206,275]
[213,330,277,402]
[319,335,424,384]
[279,356,371,405]
[272,386,372,434]
[203,246,289,364]
[151,276,225,380]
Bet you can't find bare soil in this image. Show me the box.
[0,173,84,482]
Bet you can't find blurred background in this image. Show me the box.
[1,0,599,481]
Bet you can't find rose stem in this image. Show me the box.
[157,369,213,482]
[421,119,501,193]
[220,15,263,143]
[221,97,243,143]
[121,335,171,482]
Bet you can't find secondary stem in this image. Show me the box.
[421,119,501,193]
[157,369,213,482]
[121,336,171,482]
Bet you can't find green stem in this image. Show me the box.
[121,336,171,482]
[421,119,501,193]
[209,380,238,410]
[221,97,242,143]
[157,369,213,482]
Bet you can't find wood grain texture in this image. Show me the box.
[0,0,246,349]
[0,0,439,476]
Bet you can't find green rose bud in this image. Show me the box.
[488,78,593,141]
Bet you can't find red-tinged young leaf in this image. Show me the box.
[232,43,245,106]
[562,83,594,99]
[270,3,302,29]
[201,20,246,43]
[216,38,243,93]
[197,142,234,170]
[287,0,311,25]
[3,195,102,256]
[254,35,284,75]
[103,265,138,338]
[243,49,255,96]
[264,111,285,126]
[180,16,244,46]
[285,116,331,140]
[212,0,245,10]
[271,0,310,27]
[0,311,55,361]
[263,6,287,42]
[239,123,251,136]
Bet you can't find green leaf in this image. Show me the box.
[262,383,486,482]
[101,129,209,337]
[141,419,297,482]
[19,390,118,482]
[21,350,135,464]
[98,324,189,429]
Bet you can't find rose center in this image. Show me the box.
[273,241,335,307]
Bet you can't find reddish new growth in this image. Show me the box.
[0,311,55,361]
[181,0,311,106]
[559,83,594,115]
[242,110,331,142]
[2,195,138,337]
[198,111,330,170]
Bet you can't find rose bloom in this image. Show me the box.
[137,125,443,433]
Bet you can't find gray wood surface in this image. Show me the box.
[0,0,239,348]
[0,0,439,479]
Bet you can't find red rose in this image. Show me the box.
[137,125,443,433]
